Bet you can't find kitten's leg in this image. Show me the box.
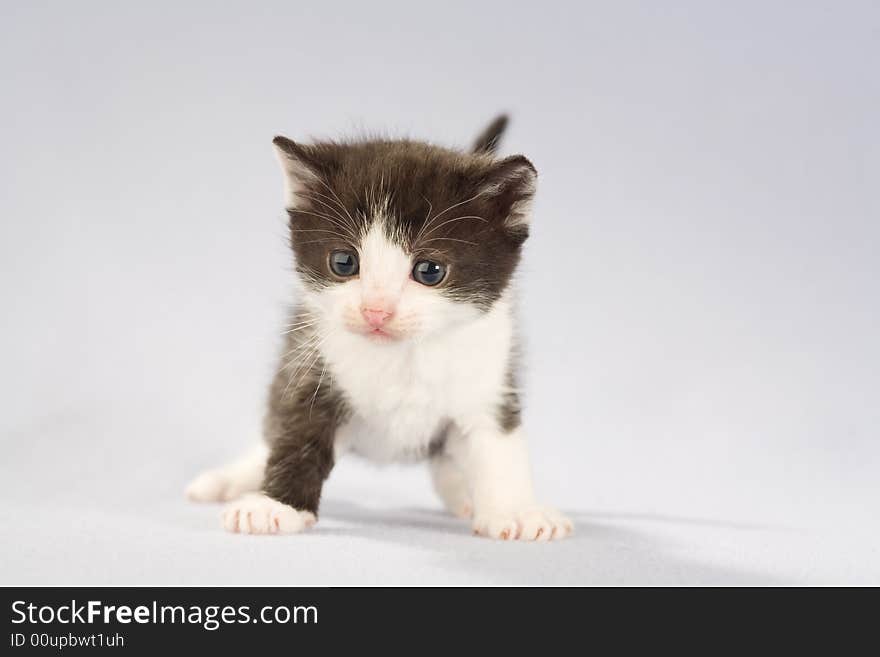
[222,427,335,535]
[430,454,473,519]
[221,371,344,535]
[185,443,267,503]
[449,423,573,541]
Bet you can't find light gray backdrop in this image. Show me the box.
[1,1,878,584]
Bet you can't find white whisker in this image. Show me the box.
[418,214,488,241]
[415,192,482,245]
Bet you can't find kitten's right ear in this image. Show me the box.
[272,136,321,209]
[476,154,537,231]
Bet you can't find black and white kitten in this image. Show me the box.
[187,116,572,541]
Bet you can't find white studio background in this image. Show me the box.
[1,1,878,584]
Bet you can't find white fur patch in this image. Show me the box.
[323,295,513,463]
[356,221,411,313]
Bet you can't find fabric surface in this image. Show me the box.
[2,406,877,585]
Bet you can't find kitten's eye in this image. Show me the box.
[329,251,359,277]
[412,260,446,286]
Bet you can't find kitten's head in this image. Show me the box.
[273,116,536,343]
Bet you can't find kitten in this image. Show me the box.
[186,116,572,541]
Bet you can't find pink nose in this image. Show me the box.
[361,307,393,328]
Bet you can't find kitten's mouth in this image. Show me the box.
[365,327,397,341]
[346,322,405,342]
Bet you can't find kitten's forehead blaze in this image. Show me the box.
[359,220,410,302]
[280,139,536,310]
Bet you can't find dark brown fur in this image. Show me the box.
[498,360,522,433]
[275,134,535,310]
[262,346,350,515]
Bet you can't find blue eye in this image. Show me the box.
[329,251,359,277]
[412,260,446,286]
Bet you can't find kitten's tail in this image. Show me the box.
[471,114,509,155]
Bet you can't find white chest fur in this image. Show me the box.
[322,298,514,463]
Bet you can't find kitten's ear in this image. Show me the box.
[477,155,537,230]
[272,136,324,209]
[471,114,509,155]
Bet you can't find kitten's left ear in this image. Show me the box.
[477,155,537,231]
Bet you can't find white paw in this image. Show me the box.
[221,493,316,535]
[186,470,250,503]
[472,505,573,541]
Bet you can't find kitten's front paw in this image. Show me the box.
[222,493,316,535]
[472,506,573,541]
